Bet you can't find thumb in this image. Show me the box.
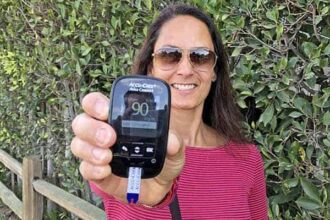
[155,131,185,183]
[167,131,184,160]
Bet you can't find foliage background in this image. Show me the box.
[0,0,329,219]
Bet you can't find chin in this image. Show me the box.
[172,101,199,111]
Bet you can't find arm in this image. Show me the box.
[248,147,268,220]
[71,92,185,207]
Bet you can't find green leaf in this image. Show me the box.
[256,0,262,8]
[270,191,297,205]
[321,6,329,15]
[323,87,330,94]
[266,9,278,23]
[101,41,110,46]
[294,97,310,115]
[282,74,291,85]
[323,111,330,126]
[302,42,317,59]
[81,46,92,56]
[254,84,265,94]
[62,30,72,37]
[263,24,276,29]
[237,17,245,28]
[276,57,287,72]
[324,44,330,55]
[111,16,117,29]
[296,197,321,210]
[231,47,242,57]
[300,177,322,203]
[75,62,81,75]
[288,57,299,68]
[323,138,330,147]
[259,104,274,126]
[57,3,66,18]
[237,98,247,109]
[276,24,284,40]
[312,95,323,107]
[221,14,229,21]
[283,178,299,188]
[144,0,152,10]
[289,111,303,118]
[241,90,252,96]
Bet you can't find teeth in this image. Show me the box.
[172,83,196,90]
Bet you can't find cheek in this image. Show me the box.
[201,72,214,84]
[150,68,173,81]
[201,74,214,94]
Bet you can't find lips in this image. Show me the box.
[171,83,197,91]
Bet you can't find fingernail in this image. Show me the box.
[96,128,110,146]
[95,100,107,116]
[93,166,104,174]
[92,148,105,160]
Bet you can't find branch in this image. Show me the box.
[17,7,40,42]
[242,30,284,54]
[289,41,308,64]
[310,4,321,42]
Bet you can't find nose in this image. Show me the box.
[176,53,194,76]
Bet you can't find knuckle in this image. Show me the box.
[79,162,89,179]
[71,113,88,133]
[71,115,80,132]
[79,161,110,180]
[70,137,79,155]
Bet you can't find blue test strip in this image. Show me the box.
[127,167,142,204]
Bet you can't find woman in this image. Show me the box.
[71,4,267,220]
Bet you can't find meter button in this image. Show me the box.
[119,144,129,157]
[134,146,141,154]
[144,146,155,157]
[130,145,144,157]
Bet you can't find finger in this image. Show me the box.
[82,92,110,121]
[93,175,127,201]
[79,161,111,181]
[166,131,184,159]
[72,113,117,148]
[71,137,112,165]
[155,131,184,184]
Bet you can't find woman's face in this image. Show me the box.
[150,15,216,111]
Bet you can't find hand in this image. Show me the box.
[71,92,184,206]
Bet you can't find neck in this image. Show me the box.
[169,107,224,147]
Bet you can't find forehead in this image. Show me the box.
[154,15,214,50]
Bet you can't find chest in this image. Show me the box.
[176,150,254,219]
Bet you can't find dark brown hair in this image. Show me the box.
[132,4,249,143]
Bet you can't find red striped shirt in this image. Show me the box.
[91,142,268,220]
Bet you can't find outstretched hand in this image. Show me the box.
[71,92,184,206]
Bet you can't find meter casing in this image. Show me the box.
[108,75,171,178]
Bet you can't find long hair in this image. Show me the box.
[131,4,249,143]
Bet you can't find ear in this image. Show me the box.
[147,63,154,76]
[212,73,217,82]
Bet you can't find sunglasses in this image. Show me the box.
[152,47,218,72]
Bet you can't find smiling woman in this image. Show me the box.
[133,6,247,145]
[150,15,216,113]
[71,3,268,220]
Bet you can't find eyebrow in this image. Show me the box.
[160,44,179,48]
[158,45,212,50]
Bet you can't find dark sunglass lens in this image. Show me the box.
[156,48,182,69]
[190,49,215,70]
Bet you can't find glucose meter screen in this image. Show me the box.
[112,90,166,138]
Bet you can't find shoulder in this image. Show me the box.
[225,141,263,163]
[225,142,265,183]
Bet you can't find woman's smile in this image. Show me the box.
[150,15,215,110]
[171,83,197,91]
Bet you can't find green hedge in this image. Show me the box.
[0,0,329,219]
